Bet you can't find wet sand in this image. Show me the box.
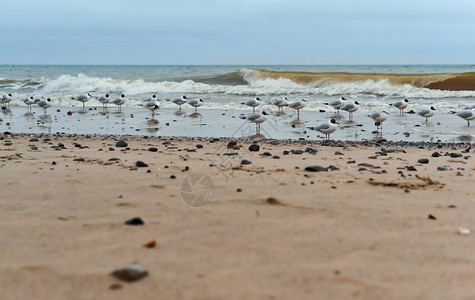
[0,133,474,299]
[1,106,474,143]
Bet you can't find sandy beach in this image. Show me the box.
[0,133,473,299]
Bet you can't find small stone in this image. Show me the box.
[124,217,144,226]
[135,161,148,167]
[29,138,39,142]
[406,166,417,171]
[272,155,280,159]
[437,166,447,171]
[196,144,203,149]
[143,240,156,248]
[227,141,237,148]
[73,158,85,162]
[431,152,441,157]
[428,214,437,220]
[241,159,252,165]
[291,150,304,155]
[305,165,328,172]
[170,175,176,179]
[457,228,471,235]
[116,140,128,147]
[448,205,456,208]
[111,264,148,282]
[261,151,272,156]
[450,153,463,158]
[248,144,260,152]
[236,188,242,192]
[418,158,429,164]
[148,147,158,152]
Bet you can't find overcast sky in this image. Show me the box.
[2,0,474,65]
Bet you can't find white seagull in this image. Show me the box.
[418,106,436,123]
[247,111,267,134]
[36,97,52,115]
[72,93,92,108]
[242,97,261,112]
[1,93,13,107]
[328,97,346,114]
[187,98,203,112]
[111,94,126,111]
[456,110,475,126]
[368,111,388,132]
[392,99,409,115]
[272,97,289,112]
[23,96,35,112]
[97,94,110,109]
[341,101,359,120]
[172,96,187,110]
[288,99,308,118]
[311,119,338,140]
[145,96,160,118]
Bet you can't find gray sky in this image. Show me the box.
[2,0,474,64]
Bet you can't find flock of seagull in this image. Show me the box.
[1,92,475,140]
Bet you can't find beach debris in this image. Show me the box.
[266,197,280,205]
[115,140,128,147]
[448,205,456,208]
[124,217,144,226]
[227,141,237,148]
[143,240,156,248]
[135,161,148,167]
[111,264,148,282]
[457,228,471,235]
[305,165,328,172]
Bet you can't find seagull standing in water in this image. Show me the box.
[172,96,187,110]
[327,97,346,114]
[145,95,160,118]
[368,111,388,132]
[247,111,267,134]
[187,98,203,112]
[97,94,110,109]
[36,97,52,115]
[418,106,435,123]
[111,94,126,112]
[341,101,359,120]
[1,93,13,107]
[456,109,475,126]
[392,99,409,115]
[289,99,308,118]
[23,96,35,112]
[272,97,289,112]
[310,119,338,140]
[72,93,92,108]
[242,97,261,112]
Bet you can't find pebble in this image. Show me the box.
[148,147,158,152]
[29,138,39,142]
[458,228,471,235]
[406,166,417,171]
[241,159,252,165]
[116,140,128,147]
[143,240,156,248]
[291,150,304,155]
[124,217,145,226]
[196,144,203,149]
[248,144,260,152]
[135,161,148,167]
[111,264,148,282]
[418,158,429,164]
[431,152,441,157]
[305,165,328,172]
[437,166,448,171]
[428,214,437,220]
[261,151,272,156]
[450,153,463,158]
[272,155,280,159]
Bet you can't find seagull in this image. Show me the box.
[187,98,203,112]
[289,99,308,118]
[247,111,267,134]
[327,97,346,114]
[145,97,160,118]
[36,97,52,115]
[456,110,475,126]
[310,119,338,140]
[368,111,388,132]
[242,97,261,112]
[392,99,409,115]
[97,94,110,109]
[172,96,187,110]
[72,93,92,108]
[418,106,436,123]
[23,96,35,112]
[272,97,289,112]
[341,101,359,120]
[111,94,126,111]
[1,93,12,107]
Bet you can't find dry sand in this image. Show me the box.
[0,133,474,299]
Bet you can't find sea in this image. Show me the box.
[1,65,475,113]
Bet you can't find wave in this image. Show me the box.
[248,69,475,91]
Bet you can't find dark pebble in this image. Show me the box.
[272,155,280,159]
[241,159,252,165]
[418,158,429,164]
[406,166,417,171]
[124,217,144,226]
[29,138,39,142]
[261,151,272,156]
[135,161,148,167]
[196,144,203,149]
[431,152,441,157]
[248,144,260,152]
[428,214,437,220]
[148,147,158,152]
[450,153,463,158]
[111,264,148,282]
[437,166,447,171]
[305,165,328,172]
[73,158,85,162]
[291,150,304,155]
[116,140,128,147]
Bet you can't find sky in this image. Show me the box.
[1,0,475,65]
